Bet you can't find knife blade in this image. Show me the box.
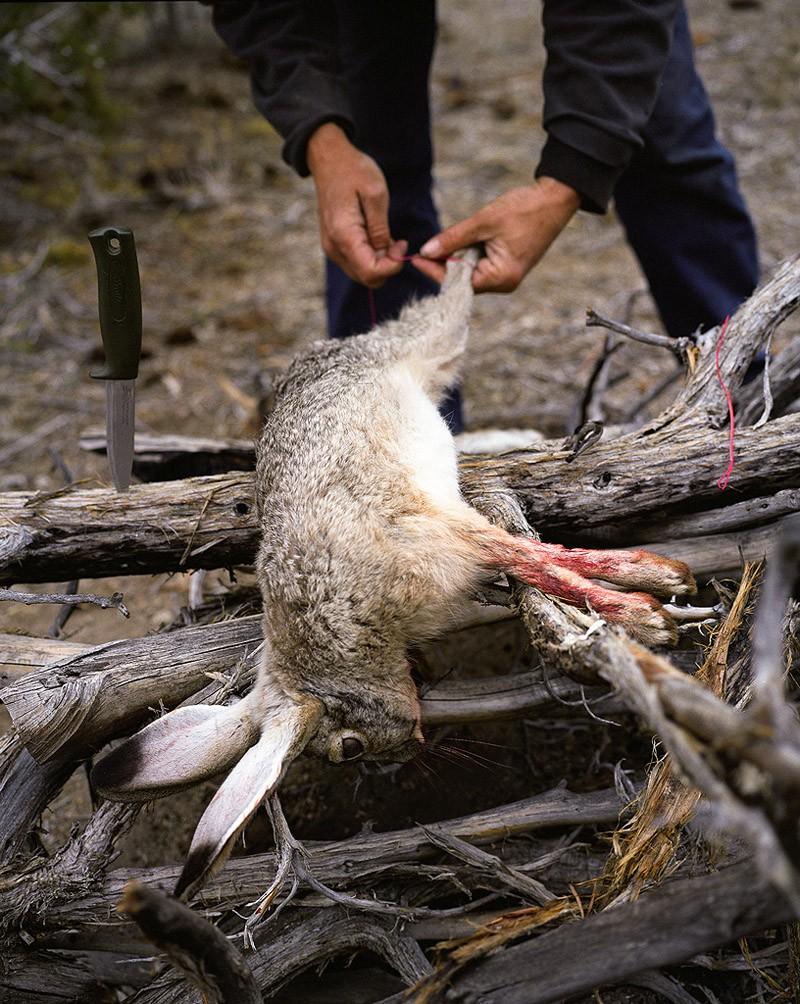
[88,226,142,492]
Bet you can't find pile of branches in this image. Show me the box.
[1,255,799,1003]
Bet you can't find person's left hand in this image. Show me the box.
[411,178,580,293]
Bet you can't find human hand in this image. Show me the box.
[306,123,407,288]
[412,179,580,293]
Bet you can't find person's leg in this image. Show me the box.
[613,1,758,338]
[327,1,463,431]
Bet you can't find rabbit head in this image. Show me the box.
[299,667,424,765]
[91,657,422,898]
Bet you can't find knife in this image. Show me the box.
[88,226,142,492]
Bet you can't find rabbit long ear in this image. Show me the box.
[174,699,321,900]
[91,699,259,802]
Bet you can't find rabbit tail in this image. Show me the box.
[397,245,480,398]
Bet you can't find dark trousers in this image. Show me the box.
[325,2,759,431]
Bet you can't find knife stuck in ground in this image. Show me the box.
[88,225,142,492]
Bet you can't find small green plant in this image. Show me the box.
[0,3,142,132]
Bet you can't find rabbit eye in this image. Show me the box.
[341,736,365,761]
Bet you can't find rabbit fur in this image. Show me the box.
[92,248,694,898]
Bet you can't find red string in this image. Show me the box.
[714,314,735,490]
[366,251,465,328]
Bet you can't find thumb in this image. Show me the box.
[419,214,484,260]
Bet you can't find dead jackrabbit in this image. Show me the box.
[92,248,694,898]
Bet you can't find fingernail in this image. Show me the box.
[420,238,441,258]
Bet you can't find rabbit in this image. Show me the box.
[91,247,695,899]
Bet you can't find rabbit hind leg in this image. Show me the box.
[476,526,678,647]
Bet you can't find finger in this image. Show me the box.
[409,256,446,285]
[330,226,404,288]
[387,238,408,264]
[359,184,392,252]
[419,214,487,260]
[471,255,523,294]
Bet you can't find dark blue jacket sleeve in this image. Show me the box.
[535,0,679,212]
[211,1,356,177]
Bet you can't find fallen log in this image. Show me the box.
[79,429,257,482]
[0,605,616,864]
[427,859,795,1004]
[2,417,799,585]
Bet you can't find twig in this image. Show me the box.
[418,824,556,905]
[0,587,129,618]
[586,308,693,360]
[48,579,80,637]
[750,513,800,732]
[0,415,70,466]
[119,881,261,1004]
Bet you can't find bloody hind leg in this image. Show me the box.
[477,527,678,646]
[513,541,696,599]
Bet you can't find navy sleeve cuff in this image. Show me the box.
[535,135,624,214]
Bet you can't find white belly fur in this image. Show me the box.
[388,364,463,510]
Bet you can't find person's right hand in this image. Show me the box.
[306,123,407,288]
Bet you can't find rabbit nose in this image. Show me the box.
[341,736,365,760]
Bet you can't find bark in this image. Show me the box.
[436,860,795,1004]
[0,612,596,765]
[80,429,256,482]
[119,881,262,1004]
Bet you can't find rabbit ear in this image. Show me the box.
[91,699,260,802]
[174,699,321,900]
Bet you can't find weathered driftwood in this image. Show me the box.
[737,334,800,426]
[17,785,621,934]
[80,429,257,482]
[639,521,775,578]
[0,737,74,860]
[0,611,598,765]
[130,907,433,1004]
[0,634,87,686]
[432,860,794,1004]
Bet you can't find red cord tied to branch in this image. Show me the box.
[714,315,735,490]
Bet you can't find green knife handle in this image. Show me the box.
[88,226,142,381]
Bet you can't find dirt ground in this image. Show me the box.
[1,1,798,1001]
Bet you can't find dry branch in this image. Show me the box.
[0,586,129,617]
[431,860,795,1004]
[2,416,799,586]
[737,336,800,426]
[0,611,597,766]
[472,489,800,907]
[119,881,261,1004]
[33,785,622,934]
